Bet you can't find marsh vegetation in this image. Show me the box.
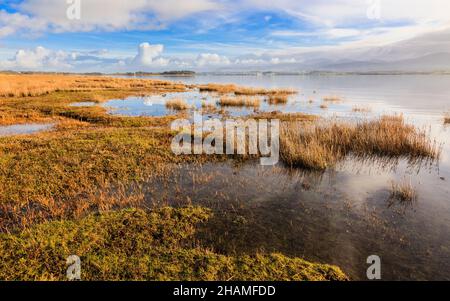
[0,73,448,281]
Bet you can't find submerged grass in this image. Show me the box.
[0,206,348,281]
[389,180,418,204]
[280,115,440,170]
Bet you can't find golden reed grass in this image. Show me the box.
[218,96,261,107]
[444,113,450,124]
[280,115,440,170]
[268,93,290,105]
[352,105,372,113]
[0,74,186,98]
[389,179,418,204]
[323,96,342,102]
[166,98,190,110]
[198,83,296,96]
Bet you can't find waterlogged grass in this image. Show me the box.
[389,180,418,204]
[280,115,440,170]
[0,206,348,281]
[198,83,296,96]
[268,93,290,105]
[166,98,190,110]
[445,113,450,124]
[0,127,188,230]
[218,96,261,107]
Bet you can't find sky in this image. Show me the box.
[0,0,449,72]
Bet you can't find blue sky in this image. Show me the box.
[0,0,449,71]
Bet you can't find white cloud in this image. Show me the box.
[132,43,165,67]
[196,53,230,66]
[0,46,74,70]
[0,0,220,36]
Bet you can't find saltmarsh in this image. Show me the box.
[0,206,348,281]
[0,74,441,281]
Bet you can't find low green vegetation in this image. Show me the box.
[0,206,348,281]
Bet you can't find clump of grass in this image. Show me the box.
[280,115,440,170]
[249,111,317,122]
[198,83,296,97]
[320,103,328,109]
[218,96,260,107]
[268,93,290,105]
[389,180,418,204]
[0,206,348,281]
[201,101,216,110]
[352,105,372,113]
[444,113,450,124]
[166,98,190,110]
[323,96,342,102]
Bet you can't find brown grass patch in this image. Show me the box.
[444,113,450,124]
[280,115,440,170]
[268,93,290,105]
[323,96,342,102]
[0,74,187,98]
[218,96,260,107]
[320,103,328,109]
[352,105,372,113]
[198,83,296,96]
[166,98,190,110]
[389,180,418,204]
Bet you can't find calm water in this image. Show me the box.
[0,123,54,137]
[116,74,450,280]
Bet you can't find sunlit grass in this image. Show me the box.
[218,96,260,107]
[165,98,190,110]
[280,115,440,170]
[389,180,418,204]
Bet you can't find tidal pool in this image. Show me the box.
[0,123,54,137]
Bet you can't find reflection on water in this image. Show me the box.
[114,74,450,280]
[139,160,450,280]
[0,123,54,137]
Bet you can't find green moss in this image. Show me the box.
[0,207,348,281]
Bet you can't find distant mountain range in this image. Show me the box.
[224,27,450,73]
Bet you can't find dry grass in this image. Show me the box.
[0,74,186,98]
[166,98,190,110]
[323,96,342,102]
[444,113,450,124]
[198,83,296,96]
[352,105,372,113]
[320,103,328,109]
[280,115,440,170]
[389,180,418,204]
[268,93,290,105]
[218,96,261,107]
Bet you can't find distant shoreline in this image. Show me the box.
[2,70,450,76]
